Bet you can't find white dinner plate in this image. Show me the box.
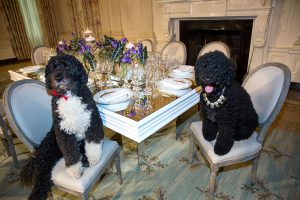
[172,65,194,73]
[98,100,131,112]
[19,65,43,73]
[169,72,194,79]
[158,86,192,97]
[94,88,132,104]
[160,78,192,90]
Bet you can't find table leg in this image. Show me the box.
[176,117,184,140]
[120,135,142,171]
[136,142,141,171]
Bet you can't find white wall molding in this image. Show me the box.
[154,0,274,71]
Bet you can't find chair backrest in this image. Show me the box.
[139,39,154,52]
[198,41,230,58]
[161,41,187,66]
[3,79,52,152]
[242,63,291,143]
[31,45,51,65]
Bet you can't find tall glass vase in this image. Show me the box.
[119,63,133,89]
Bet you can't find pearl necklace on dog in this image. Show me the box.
[203,88,226,108]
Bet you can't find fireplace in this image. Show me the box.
[155,0,274,82]
[179,19,253,83]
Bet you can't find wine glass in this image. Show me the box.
[94,62,105,90]
[103,60,114,88]
[143,59,153,95]
[161,54,170,78]
[142,95,153,115]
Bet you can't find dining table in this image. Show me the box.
[8,65,201,169]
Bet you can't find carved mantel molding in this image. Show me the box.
[154,0,275,70]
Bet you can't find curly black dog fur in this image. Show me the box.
[20,54,104,200]
[194,51,258,156]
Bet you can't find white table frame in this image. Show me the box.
[99,87,201,143]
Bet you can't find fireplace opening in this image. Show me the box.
[179,19,253,83]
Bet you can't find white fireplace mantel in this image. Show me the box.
[154,0,275,71]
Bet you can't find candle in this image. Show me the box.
[85,35,95,42]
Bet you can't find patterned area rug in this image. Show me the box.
[0,106,300,200]
[273,100,300,134]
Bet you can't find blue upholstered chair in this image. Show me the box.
[3,79,122,199]
[161,41,187,66]
[189,63,291,199]
[198,41,230,59]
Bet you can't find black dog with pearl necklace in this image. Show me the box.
[194,51,258,156]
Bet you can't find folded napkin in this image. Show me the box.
[99,89,131,104]
[160,78,191,90]
[173,65,194,74]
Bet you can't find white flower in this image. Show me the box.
[58,41,64,45]
[126,42,134,49]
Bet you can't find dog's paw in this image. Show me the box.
[214,141,233,156]
[85,141,103,167]
[203,132,216,141]
[66,162,83,179]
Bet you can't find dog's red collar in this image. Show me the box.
[51,89,68,101]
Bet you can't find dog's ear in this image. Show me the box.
[80,69,88,85]
[75,61,88,85]
[69,56,88,86]
[45,59,53,90]
[224,62,236,87]
[194,58,202,86]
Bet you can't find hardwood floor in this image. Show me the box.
[0,60,32,95]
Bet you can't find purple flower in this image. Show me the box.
[131,48,138,54]
[78,44,92,55]
[137,43,143,58]
[71,32,75,36]
[56,40,70,53]
[78,46,85,54]
[110,40,118,48]
[121,37,127,43]
[78,38,85,46]
[121,55,132,63]
[128,110,136,117]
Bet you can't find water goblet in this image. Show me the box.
[143,61,153,95]
[103,60,114,88]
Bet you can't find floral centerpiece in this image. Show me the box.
[98,35,148,66]
[56,33,148,75]
[96,36,148,82]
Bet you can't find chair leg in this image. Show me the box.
[7,135,19,168]
[82,192,89,200]
[189,134,196,163]
[48,190,54,200]
[250,156,260,186]
[0,117,19,168]
[114,151,123,184]
[208,166,219,200]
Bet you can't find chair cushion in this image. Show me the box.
[190,121,262,164]
[51,139,118,193]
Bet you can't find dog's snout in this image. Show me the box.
[55,72,63,82]
[203,77,212,84]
